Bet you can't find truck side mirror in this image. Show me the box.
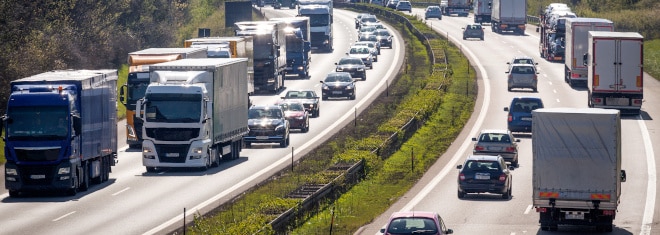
[72,114,81,136]
[583,53,589,66]
[621,170,627,182]
[119,84,127,105]
[136,99,145,120]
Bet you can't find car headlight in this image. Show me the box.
[336,68,343,72]
[192,147,203,154]
[5,168,18,176]
[58,167,71,174]
[322,85,329,90]
[295,115,305,120]
[357,68,364,71]
[275,124,286,131]
[346,84,355,90]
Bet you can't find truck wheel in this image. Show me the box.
[211,148,219,167]
[280,134,289,148]
[80,164,90,192]
[8,190,21,198]
[146,167,157,173]
[502,187,511,199]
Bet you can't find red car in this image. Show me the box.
[277,101,309,133]
[380,211,453,235]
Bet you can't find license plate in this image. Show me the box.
[256,136,269,140]
[606,97,629,106]
[30,175,46,179]
[475,173,490,180]
[166,153,179,157]
[332,91,343,94]
[565,212,584,220]
[487,146,502,151]
[521,117,532,121]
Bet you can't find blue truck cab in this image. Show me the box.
[270,17,312,79]
[2,70,118,197]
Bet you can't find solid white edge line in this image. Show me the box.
[524,204,533,215]
[112,187,131,196]
[142,14,404,235]
[639,115,656,235]
[53,211,76,222]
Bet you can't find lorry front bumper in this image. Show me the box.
[142,142,209,168]
[5,162,75,192]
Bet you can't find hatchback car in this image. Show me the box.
[281,90,320,118]
[335,56,367,80]
[396,0,412,12]
[387,0,400,9]
[355,13,372,29]
[380,211,454,235]
[457,155,513,199]
[278,101,309,133]
[320,72,356,100]
[462,24,484,40]
[354,41,379,59]
[504,96,544,132]
[348,46,374,68]
[359,15,379,29]
[425,6,443,20]
[358,34,381,52]
[472,129,520,167]
[507,64,539,92]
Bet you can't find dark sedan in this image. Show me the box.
[457,155,513,199]
[280,90,320,117]
[320,72,356,100]
[373,29,392,49]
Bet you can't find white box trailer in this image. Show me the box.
[586,31,644,114]
[564,18,613,87]
[490,0,526,34]
[532,108,626,232]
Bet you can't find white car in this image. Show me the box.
[347,46,374,69]
[354,41,379,61]
[396,0,412,12]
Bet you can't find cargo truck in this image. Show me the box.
[564,18,613,87]
[473,0,492,24]
[136,58,249,172]
[184,36,256,98]
[584,31,644,114]
[235,21,287,93]
[120,48,207,149]
[490,0,527,34]
[532,108,626,232]
[298,0,333,52]
[443,0,470,17]
[270,17,312,78]
[3,70,118,197]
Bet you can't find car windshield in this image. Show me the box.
[467,25,482,30]
[280,103,305,112]
[355,43,374,49]
[511,99,543,113]
[387,217,438,234]
[338,58,363,65]
[361,17,378,23]
[513,58,533,65]
[428,7,440,11]
[325,74,352,82]
[511,66,535,74]
[478,133,512,143]
[248,108,282,119]
[350,47,370,54]
[464,160,501,172]
[360,27,376,33]
[375,30,390,36]
[286,91,314,98]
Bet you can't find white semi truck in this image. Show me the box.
[532,108,626,232]
[136,58,249,172]
[298,0,333,52]
[564,18,613,87]
[490,0,526,34]
[584,31,644,114]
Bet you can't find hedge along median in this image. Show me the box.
[183,4,476,235]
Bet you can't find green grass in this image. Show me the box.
[645,39,660,80]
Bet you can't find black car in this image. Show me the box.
[320,72,356,100]
[244,105,290,148]
[373,29,392,49]
[457,155,513,199]
[335,57,367,80]
[462,24,484,40]
[280,90,320,117]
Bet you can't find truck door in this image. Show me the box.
[619,39,643,92]
[593,38,616,91]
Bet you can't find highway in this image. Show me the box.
[0,7,404,235]
[357,7,660,235]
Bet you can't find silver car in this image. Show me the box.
[471,129,520,167]
[507,64,539,92]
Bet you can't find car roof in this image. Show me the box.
[465,155,502,161]
[509,63,536,67]
[479,129,510,135]
[250,105,282,110]
[512,96,543,101]
[388,211,438,220]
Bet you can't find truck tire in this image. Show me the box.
[146,167,157,173]
[211,148,220,167]
[8,190,21,198]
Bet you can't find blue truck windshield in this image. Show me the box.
[6,106,68,140]
[286,35,304,53]
[145,93,201,123]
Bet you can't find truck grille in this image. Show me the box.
[155,144,189,163]
[310,32,326,46]
[145,128,200,141]
[18,165,56,186]
[16,148,60,162]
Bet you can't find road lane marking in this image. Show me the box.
[556,99,560,103]
[639,115,656,235]
[112,187,131,196]
[53,211,76,222]
[524,204,533,215]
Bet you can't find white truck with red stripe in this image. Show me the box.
[564,18,613,87]
[585,31,644,114]
[532,108,626,232]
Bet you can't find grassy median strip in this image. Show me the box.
[184,8,476,235]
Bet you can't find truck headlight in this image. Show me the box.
[192,147,203,154]
[58,167,71,175]
[143,146,154,153]
[6,168,18,176]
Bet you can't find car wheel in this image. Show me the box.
[457,190,465,198]
[146,167,156,173]
[480,37,484,40]
[362,75,367,81]
[463,36,466,40]
[369,64,373,69]
[533,88,537,92]
[350,94,356,100]
[302,124,309,133]
[507,87,512,92]
[322,95,328,101]
[502,187,511,199]
[280,134,289,148]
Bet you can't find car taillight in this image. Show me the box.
[508,114,513,122]
[533,75,537,80]
[536,207,547,213]
[474,145,485,151]
[505,147,515,152]
[602,210,616,216]
[499,174,507,182]
[459,173,466,181]
[508,74,512,79]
